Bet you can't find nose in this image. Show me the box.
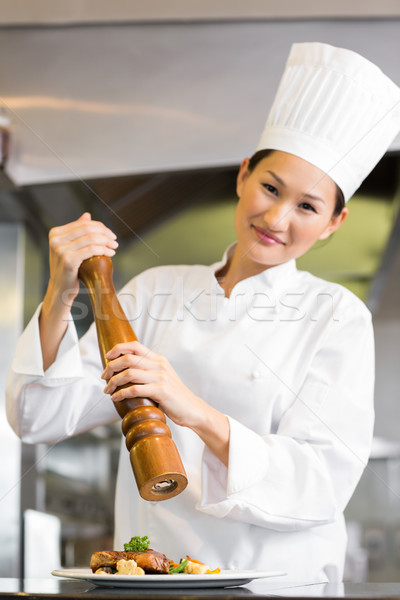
[263,200,291,231]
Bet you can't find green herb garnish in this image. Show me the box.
[169,559,188,574]
[124,535,150,552]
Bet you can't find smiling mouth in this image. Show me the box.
[252,225,285,245]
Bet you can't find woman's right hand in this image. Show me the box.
[47,212,118,304]
[39,213,118,371]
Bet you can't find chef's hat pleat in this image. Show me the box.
[256,43,400,201]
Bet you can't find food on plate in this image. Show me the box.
[90,536,220,576]
[95,559,145,576]
[116,559,145,576]
[90,550,170,574]
[124,535,150,552]
[170,556,220,575]
[185,556,220,574]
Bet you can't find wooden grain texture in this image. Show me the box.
[78,255,187,501]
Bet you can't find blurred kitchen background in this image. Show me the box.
[1,0,400,583]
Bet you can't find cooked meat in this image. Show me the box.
[90,550,170,574]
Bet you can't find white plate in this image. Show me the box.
[52,568,286,589]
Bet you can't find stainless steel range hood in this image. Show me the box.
[1,19,400,189]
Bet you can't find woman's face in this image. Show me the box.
[234,151,348,270]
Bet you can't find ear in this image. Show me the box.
[318,207,349,240]
[236,158,250,197]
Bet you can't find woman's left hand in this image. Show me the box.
[102,341,231,466]
[101,341,206,429]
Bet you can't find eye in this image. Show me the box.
[299,201,317,213]
[263,183,278,196]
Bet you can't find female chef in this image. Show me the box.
[6,42,400,582]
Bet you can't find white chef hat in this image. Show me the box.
[255,42,400,202]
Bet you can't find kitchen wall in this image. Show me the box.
[347,200,400,582]
[0,224,24,577]
[1,0,400,24]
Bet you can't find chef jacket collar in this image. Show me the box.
[211,242,297,296]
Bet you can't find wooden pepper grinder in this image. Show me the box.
[78,255,188,501]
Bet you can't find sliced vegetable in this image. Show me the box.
[169,559,189,574]
[206,568,221,574]
[186,555,220,574]
[186,555,205,565]
[123,536,150,552]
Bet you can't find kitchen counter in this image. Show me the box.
[2,578,400,600]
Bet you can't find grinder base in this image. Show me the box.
[130,435,188,501]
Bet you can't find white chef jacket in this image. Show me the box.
[6,246,375,583]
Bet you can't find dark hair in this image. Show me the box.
[247,149,345,217]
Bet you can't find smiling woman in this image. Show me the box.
[6,42,400,583]
[216,150,348,296]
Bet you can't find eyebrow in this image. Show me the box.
[265,170,285,187]
[264,169,326,204]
